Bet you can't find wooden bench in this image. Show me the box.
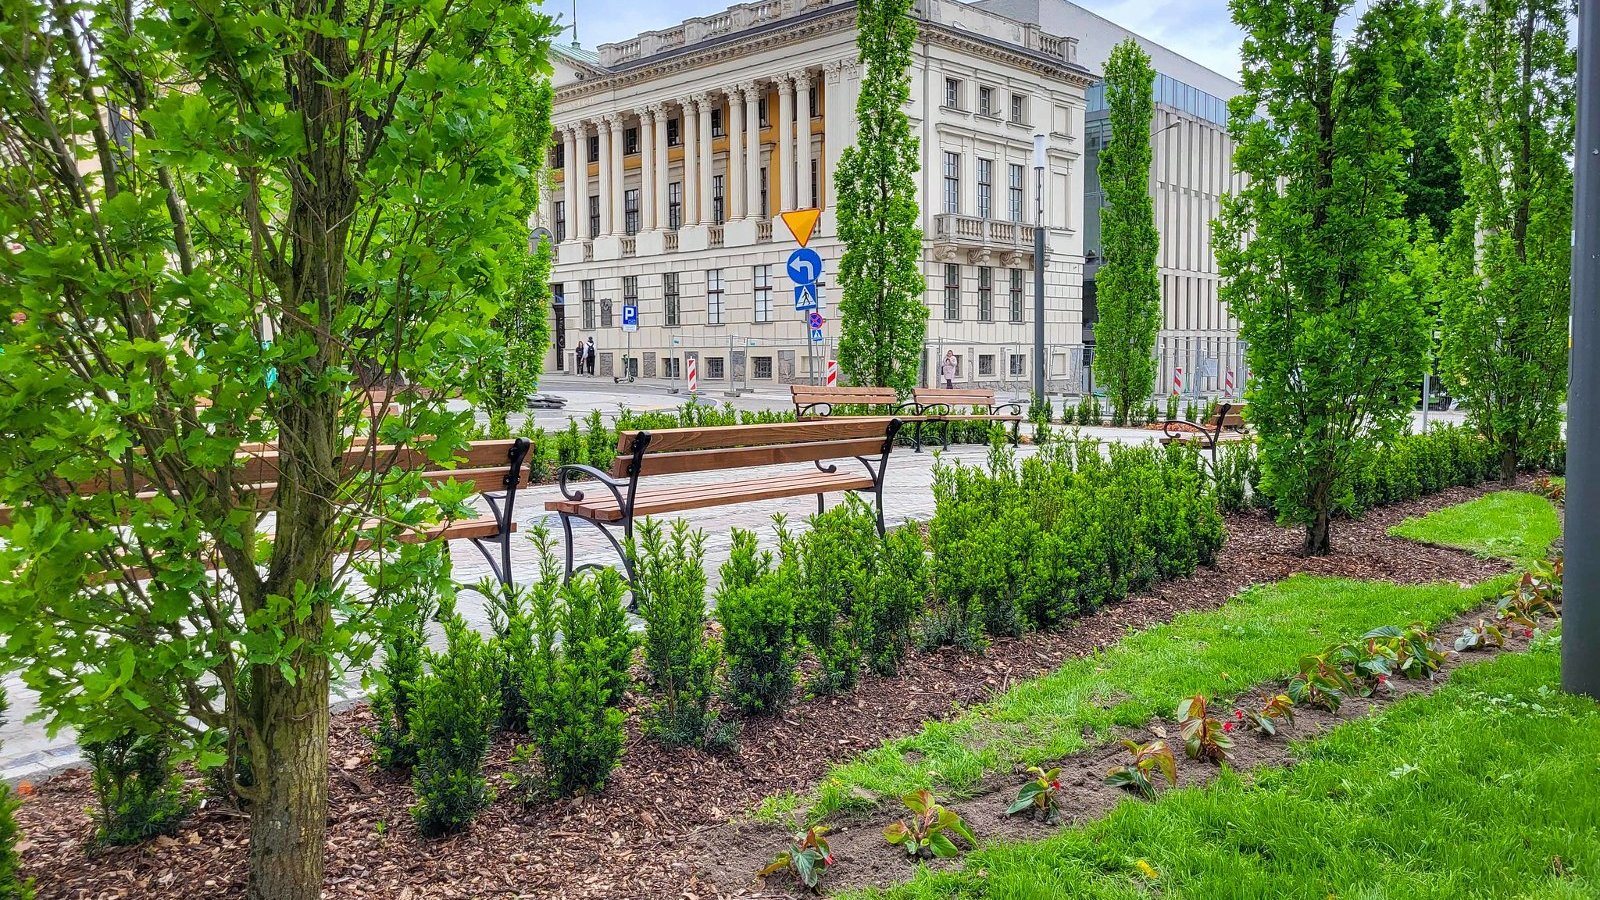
[791,385,913,419]
[546,418,904,581]
[0,438,532,586]
[1160,401,1250,468]
[910,387,1024,448]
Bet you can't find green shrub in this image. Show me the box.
[632,519,731,748]
[861,519,930,675]
[715,530,797,714]
[1146,399,1161,425]
[1165,393,1180,421]
[1213,441,1254,513]
[409,618,501,836]
[785,505,870,692]
[365,548,443,769]
[556,418,586,469]
[584,409,615,471]
[0,688,35,900]
[484,579,537,734]
[85,728,192,845]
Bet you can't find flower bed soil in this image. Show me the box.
[13,480,1525,900]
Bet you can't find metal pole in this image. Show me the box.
[1421,330,1433,434]
[1564,0,1599,699]
[1033,134,1047,402]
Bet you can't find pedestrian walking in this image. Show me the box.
[941,351,957,390]
[585,337,596,376]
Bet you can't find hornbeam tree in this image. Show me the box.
[1092,39,1161,426]
[0,2,557,898]
[835,0,927,394]
[1440,0,1575,482]
[1216,0,1429,555]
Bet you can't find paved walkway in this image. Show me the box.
[0,379,1467,782]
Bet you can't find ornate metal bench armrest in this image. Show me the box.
[1161,419,1210,441]
[991,401,1024,417]
[555,464,630,511]
[796,401,832,419]
[891,400,920,416]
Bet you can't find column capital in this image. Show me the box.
[735,79,765,99]
[825,58,854,82]
[599,113,624,130]
[774,73,796,93]
[686,92,712,110]
[643,103,669,121]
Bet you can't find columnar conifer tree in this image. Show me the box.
[835,0,927,394]
[1093,40,1161,426]
[1440,0,1575,482]
[0,3,557,898]
[1216,0,1429,555]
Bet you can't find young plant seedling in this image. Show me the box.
[758,825,834,892]
[1006,766,1065,824]
[883,789,978,860]
[1237,693,1296,736]
[1365,623,1447,680]
[1288,649,1359,712]
[1177,694,1233,763]
[1455,619,1506,653]
[1104,739,1177,799]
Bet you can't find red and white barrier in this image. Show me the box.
[1172,367,1184,396]
[1225,370,1235,396]
[686,357,698,393]
[826,358,838,387]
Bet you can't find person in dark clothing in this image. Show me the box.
[585,337,596,376]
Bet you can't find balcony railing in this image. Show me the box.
[933,214,1036,246]
[756,220,773,243]
[621,236,637,257]
[664,230,680,252]
[708,225,725,249]
[582,240,594,262]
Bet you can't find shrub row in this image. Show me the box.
[1,687,35,900]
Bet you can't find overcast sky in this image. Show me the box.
[554,0,1252,80]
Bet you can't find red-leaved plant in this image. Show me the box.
[758,825,833,892]
[1006,766,1065,823]
[883,789,978,859]
[1177,694,1233,763]
[1237,693,1296,736]
[1104,739,1177,799]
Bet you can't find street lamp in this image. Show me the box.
[1033,133,1047,402]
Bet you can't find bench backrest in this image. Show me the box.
[791,385,901,410]
[913,387,996,408]
[1207,402,1247,430]
[610,419,898,479]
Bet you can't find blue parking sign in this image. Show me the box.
[621,303,638,332]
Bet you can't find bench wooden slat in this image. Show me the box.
[618,436,892,479]
[615,418,899,455]
[913,388,1001,405]
[925,414,1024,422]
[549,471,877,522]
[791,386,901,404]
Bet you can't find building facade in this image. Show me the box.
[544,0,1095,392]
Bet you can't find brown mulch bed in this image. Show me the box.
[14,481,1527,900]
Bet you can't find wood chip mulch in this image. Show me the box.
[13,480,1525,900]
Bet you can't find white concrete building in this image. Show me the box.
[544,0,1093,392]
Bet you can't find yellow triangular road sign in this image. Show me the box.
[780,208,822,247]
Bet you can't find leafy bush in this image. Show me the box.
[85,729,193,845]
[1212,440,1255,513]
[633,519,731,748]
[409,618,501,836]
[366,550,442,770]
[556,418,586,469]
[484,579,537,734]
[584,409,615,471]
[883,789,977,859]
[715,530,797,715]
[0,687,31,900]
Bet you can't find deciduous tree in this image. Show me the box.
[1093,40,1161,426]
[1439,0,1574,482]
[1216,0,1429,555]
[835,0,927,394]
[0,3,557,898]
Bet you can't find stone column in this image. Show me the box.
[777,75,796,211]
[743,80,763,220]
[639,108,657,233]
[563,124,581,239]
[729,89,748,220]
[699,95,716,223]
[608,113,625,233]
[597,116,614,236]
[653,103,670,229]
[794,72,813,209]
[683,97,702,226]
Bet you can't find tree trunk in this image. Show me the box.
[1500,446,1519,485]
[1304,508,1332,556]
[247,657,330,900]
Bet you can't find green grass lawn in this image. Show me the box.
[800,493,1559,822]
[852,640,1597,900]
[1389,490,1562,563]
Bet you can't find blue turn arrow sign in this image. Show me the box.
[787,247,822,285]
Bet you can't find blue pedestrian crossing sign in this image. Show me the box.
[794,282,819,310]
[621,303,638,332]
[810,327,825,344]
[787,247,822,285]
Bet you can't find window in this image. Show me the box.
[1010,93,1028,125]
[624,188,640,235]
[712,175,725,224]
[707,268,724,325]
[760,166,769,217]
[943,151,960,215]
[624,126,639,155]
[581,280,596,329]
[759,97,769,127]
[978,85,995,116]
[753,264,773,323]
[711,106,724,137]
[554,200,566,242]
[707,356,726,380]
[944,77,961,109]
[622,275,638,308]
[977,158,993,219]
[809,76,820,117]
[979,354,995,376]
[978,266,992,322]
[1009,163,1025,223]
[553,142,565,169]
[663,357,681,378]
[589,195,600,237]
[588,135,599,163]
[1009,353,1026,377]
[666,117,680,147]
[1009,268,1025,322]
[754,356,773,379]
[664,272,680,326]
[668,181,682,229]
[944,263,960,321]
[600,294,613,327]
[809,158,819,208]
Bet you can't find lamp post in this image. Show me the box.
[1564,0,1599,698]
[1032,133,1047,402]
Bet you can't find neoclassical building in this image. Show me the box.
[542,0,1240,395]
